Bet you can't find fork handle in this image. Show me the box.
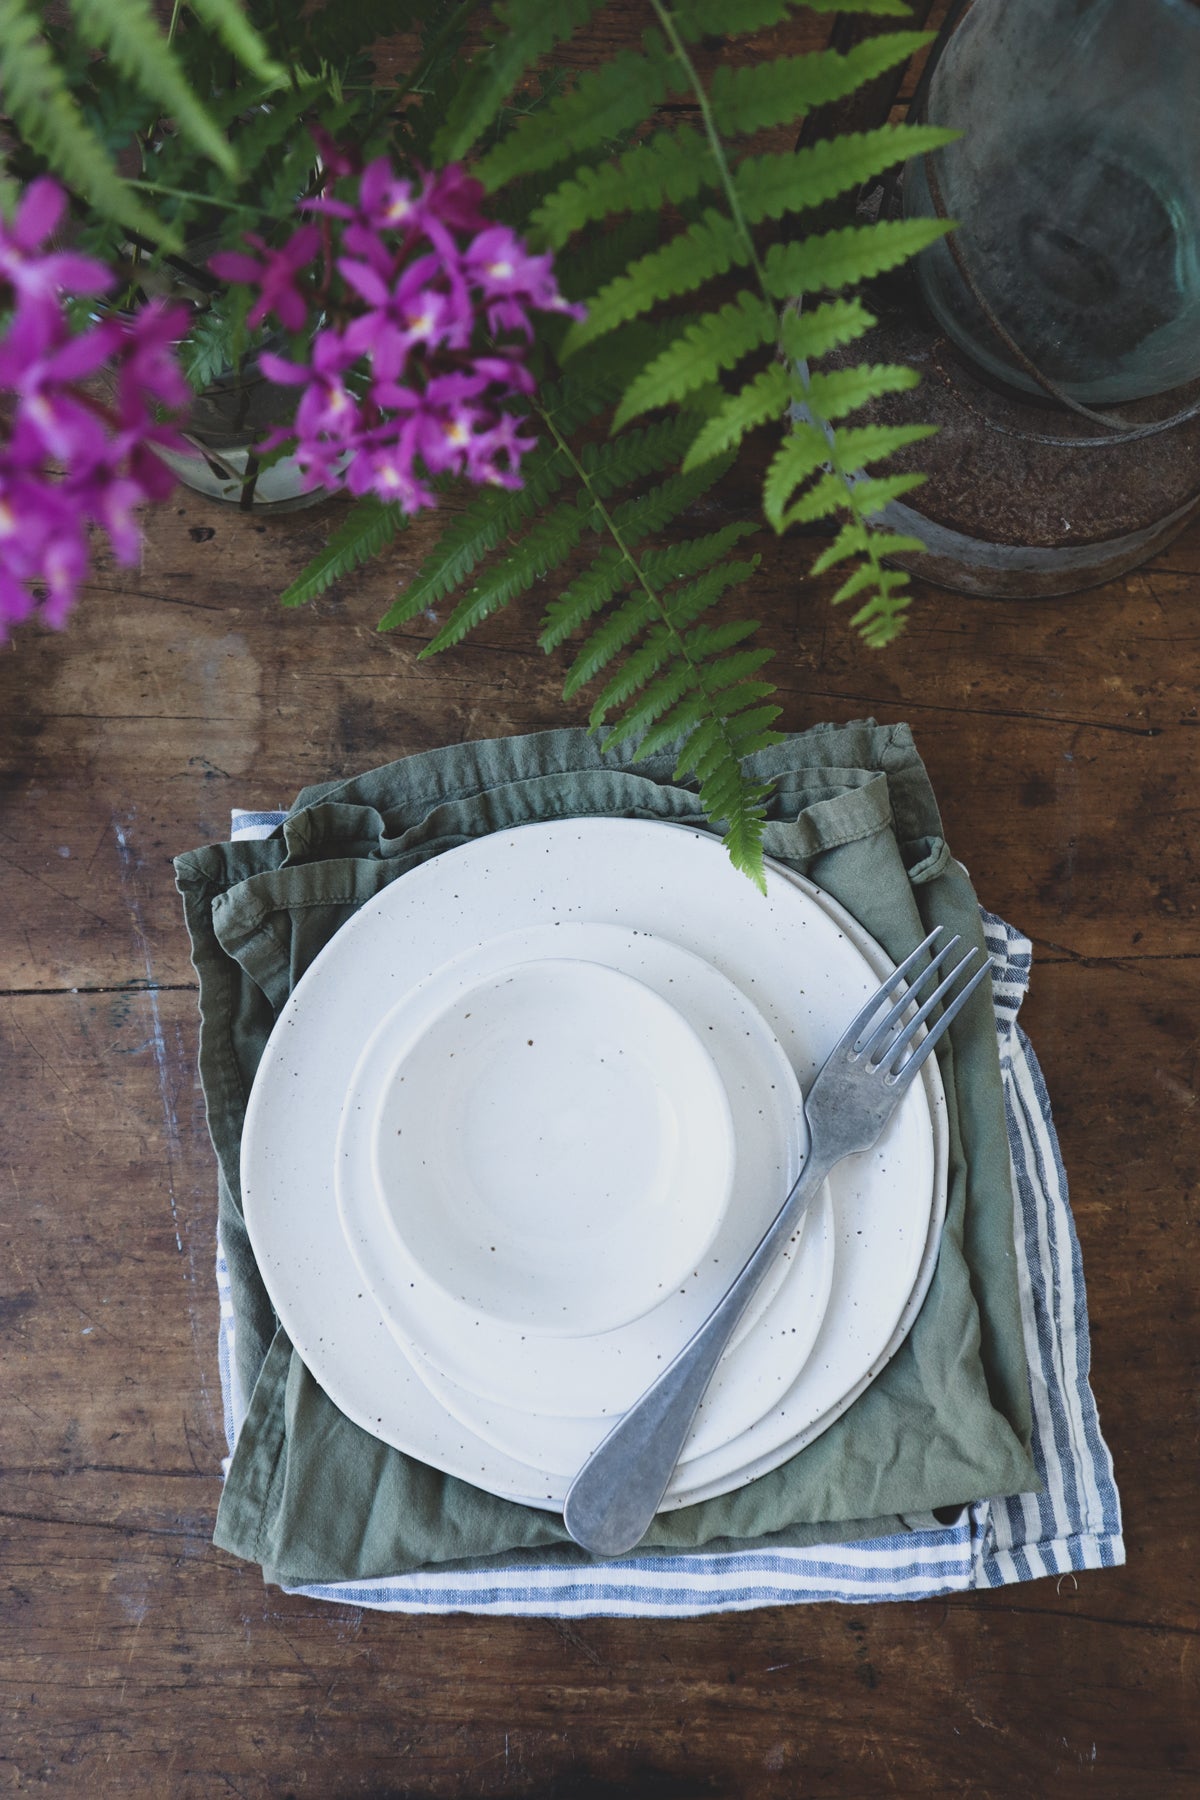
[562,1147,834,1558]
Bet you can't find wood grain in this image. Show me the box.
[2,7,1198,1790]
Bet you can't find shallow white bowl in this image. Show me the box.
[368,957,735,1337]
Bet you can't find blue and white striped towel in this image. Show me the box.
[218,810,1123,1614]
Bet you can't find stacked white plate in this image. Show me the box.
[242,818,950,1514]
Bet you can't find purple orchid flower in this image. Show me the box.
[0,179,191,639]
[210,145,584,517]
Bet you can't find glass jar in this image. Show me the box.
[904,0,1200,405]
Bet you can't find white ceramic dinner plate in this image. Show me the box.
[241,817,945,1511]
[360,953,737,1338]
[336,922,828,1437]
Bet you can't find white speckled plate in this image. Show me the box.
[335,922,831,1467]
[241,817,941,1511]
[356,953,737,1339]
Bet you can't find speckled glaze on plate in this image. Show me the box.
[336,922,824,1433]
[241,818,940,1511]
[361,954,736,1338]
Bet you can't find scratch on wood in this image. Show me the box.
[113,812,184,1256]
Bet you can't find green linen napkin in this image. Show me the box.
[175,721,1037,1586]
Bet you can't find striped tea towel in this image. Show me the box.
[216,810,1123,1614]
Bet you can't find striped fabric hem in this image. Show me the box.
[217,814,1123,1611]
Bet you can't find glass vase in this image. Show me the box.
[904,0,1200,405]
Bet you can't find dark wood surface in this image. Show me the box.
[3,15,1199,1796]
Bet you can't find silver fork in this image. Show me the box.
[562,925,993,1558]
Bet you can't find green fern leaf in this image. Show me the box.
[70,0,237,174]
[578,416,701,496]
[0,0,177,246]
[667,561,760,630]
[850,578,912,647]
[421,500,595,655]
[779,298,876,364]
[799,362,921,421]
[608,453,736,541]
[633,666,774,761]
[531,127,715,248]
[830,421,938,471]
[588,630,679,727]
[809,521,925,573]
[562,593,657,699]
[612,293,780,429]
[763,217,951,300]
[784,465,927,528]
[735,124,958,226]
[763,424,833,528]
[600,662,697,745]
[828,560,911,609]
[184,0,285,86]
[377,449,571,631]
[845,470,928,515]
[475,37,678,193]
[539,547,629,653]
[682,366,794,472]
[566,210,751,354]
[710,32,933,136]
[433,0,605,166]
[639,523,760,587]
[280,500,406,609]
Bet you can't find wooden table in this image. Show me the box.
[3,23,1198,1799]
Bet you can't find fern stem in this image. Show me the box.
[168,0,183,45]
[649,0,767,290]
[535,398,753,782]
[127,179,261,216]
[652,0,896,616]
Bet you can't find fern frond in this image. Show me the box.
[682,366,794,472]
[611,293,780,428]
[763,216,951,299]
[577,415,700,495]
[474,37,677,193]
[376,450,573,632]
[539,548,629,654]
[608,453,735,541]
[735,124,958,226]
[782,465,926,528]
[70,0,236,174]
[531,127,715,248]
[420,499,596,654]
[433,0,605,166]
[639,522,760,587]
[629,663,774,759]
[799,362,921,421]
[587,572,759,725]
[183,0,285,87]
[709,32,933,136]
[809,521,925,574]
[279,500,406,609]
[0,0,176,246]
[562,593,657,699]
[566,210,750,354]
[779,298,876,364]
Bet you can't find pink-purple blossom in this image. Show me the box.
[0,179,191,639]
[210,149,583,509]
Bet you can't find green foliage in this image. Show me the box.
[278,500,408,608]
[0,0,281,250]
[362,0,948,879]
[2,0,946,881]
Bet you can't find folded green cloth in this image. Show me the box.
[176,721,1037,1586]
